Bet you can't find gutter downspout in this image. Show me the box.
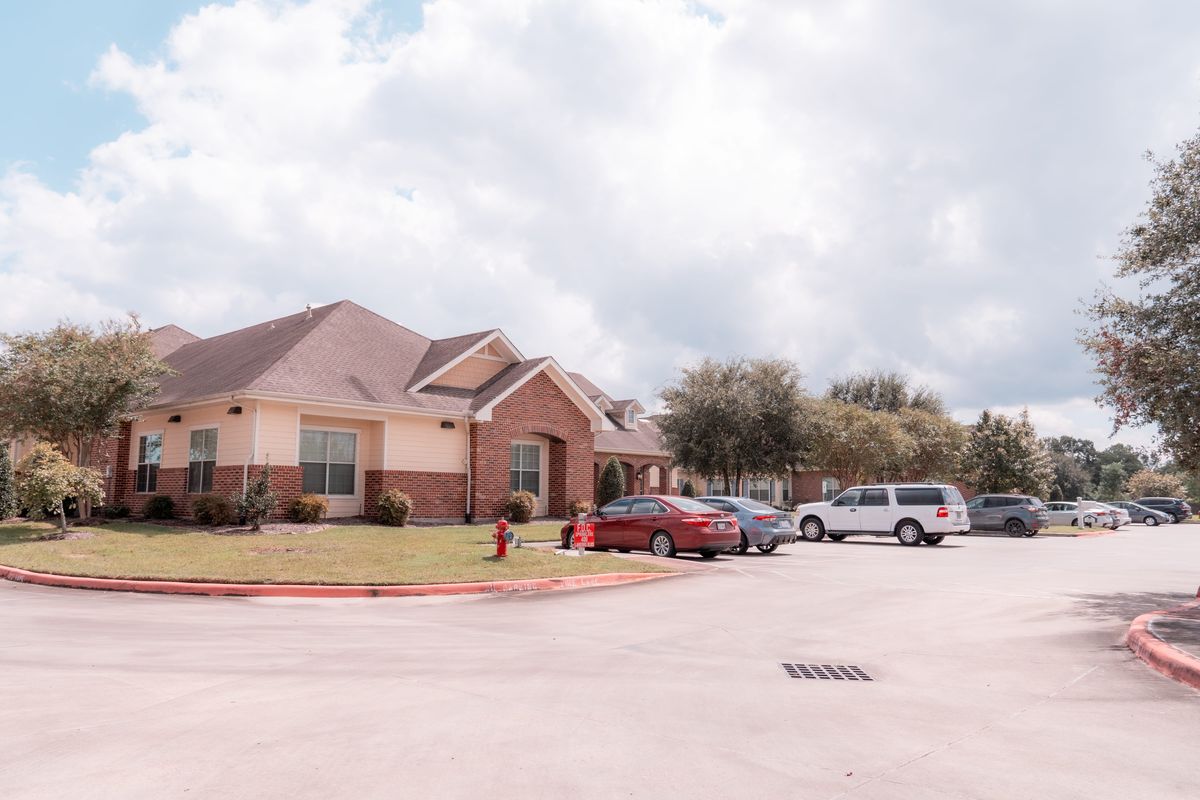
[465,414,473,524]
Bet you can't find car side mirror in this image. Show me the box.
[597,509,606,518]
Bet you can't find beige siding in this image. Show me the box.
[129,404,252,469]
[256,401,300,466]
[431,355,507,390]
[385,413,467,473]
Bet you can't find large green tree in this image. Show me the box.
[1044,436,1099,483]
[826,369,946,415]
[658,357,810,494]
[1124,468,1187,500]
[1083,130,1200,470]
[1095,462,1130,500]
[0,317,171,517]
[961,409,1053,496]
[805,399,915,488]
[1047,451,1091,501]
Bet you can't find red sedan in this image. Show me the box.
[560,495,740,558]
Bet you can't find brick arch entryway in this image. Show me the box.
[594,453,673,500]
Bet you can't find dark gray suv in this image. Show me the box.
[1133,497,1192,523]
[965,494,1049,537]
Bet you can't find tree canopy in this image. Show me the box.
[14,443,104,534]
[0,317,172,469]
[961,409,1053,496]
[657,357,810,494]
[1083,130,1200,470]
[1124,468,1187,500]
[805,399,914,488]
[826,369,946,416]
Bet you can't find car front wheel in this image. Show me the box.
[1144,515,1159,527]
[896,520,924,546]
[649,531,676,558]
[801,518,826,542]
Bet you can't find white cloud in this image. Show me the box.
[1,0,1198,451]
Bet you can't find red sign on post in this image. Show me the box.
[573,515,595,550]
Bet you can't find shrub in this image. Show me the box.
[504,490,536,523]
[681,479,697,497]
[567,498,591,516]
[142,494,175,519]
[0,444,17,519]
[233,462,279,531]
[377,489,413,526]
[14,443,105,534]
[192,493,236,526]
[289,493,329,523]
[102,504,131,519]
[597,456,626,507]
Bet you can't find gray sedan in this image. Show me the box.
[696,496,797,553]
[1103,500,1172,526]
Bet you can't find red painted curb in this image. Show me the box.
[0,563,680,598]
[1125,587,1200,690]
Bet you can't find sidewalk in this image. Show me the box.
[1126,589,1200,690]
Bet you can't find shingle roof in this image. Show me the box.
[469,359,548,412]
[595,416,668,455]
[567,371,607,401]
[149,324,200,359]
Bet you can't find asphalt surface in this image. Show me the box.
[3,525,1199,799]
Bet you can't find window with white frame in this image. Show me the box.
[747,479,772,502]
[782,480,790,503]
[510,442,541,494]
[821,477,840,502]
[625,409,637,427]
[187,428,218,494]
[300,430,357,495]
[136,433,162,493]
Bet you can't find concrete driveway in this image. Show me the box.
[2,526,1198,799]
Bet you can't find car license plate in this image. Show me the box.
[715,521,729,531]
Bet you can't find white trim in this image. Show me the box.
[408,330,525,392]
[251,401,261,464]
[134,431,165,493]
[595,447,670,458]
[510,438,548,516]
[148,391,473,421]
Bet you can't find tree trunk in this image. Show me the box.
[722,471,732,495]
[57,502,68,534]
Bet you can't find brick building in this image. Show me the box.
[87,301,607,522]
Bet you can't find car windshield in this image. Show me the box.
[738,499,778,512]
[1025,497,1045,507]
[943,486,966,505]
[668,497,720,513]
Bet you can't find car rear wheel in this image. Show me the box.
[728,534,749,555]
[699,550,719,559]
[923,535,945,545]
[896,520,924,546]
[649,531,676,558]
[801,518,826,542]
[1005,519,1026,537]
[1070,518,1078,526]
[756,542,778,553]
[1144,515,1159,527]
[826,533,848,541]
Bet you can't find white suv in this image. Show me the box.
[795,484,970,546]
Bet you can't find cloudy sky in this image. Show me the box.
[3,0,1199,448]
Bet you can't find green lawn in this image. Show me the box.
[0,521,670,585]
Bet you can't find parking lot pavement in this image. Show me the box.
[3,526,1199,799]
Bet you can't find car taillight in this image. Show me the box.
[682,517,714,527]
[1024,506,1042,513]
[752,515,776,521]
[936,507,949,518]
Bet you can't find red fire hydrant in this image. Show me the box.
[493,519,509,558]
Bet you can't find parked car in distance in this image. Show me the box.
[1133,497,1193,524]
[1103,500,1172,526]
[1098,503,1131,527]
[794,483,969,546]
[697,496,797,553]
[964,494,1049,537]
[1042,501,1118,528]
[560,495,740,558]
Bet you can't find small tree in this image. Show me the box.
[597,456,626,507]
[680,479,697,497]
[233,462,278,531]
[15,443,104,534]
[0,445,17,519]
[1125,468,1187,499]
[961,409,1054,496]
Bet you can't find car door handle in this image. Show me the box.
[849,508,857,512]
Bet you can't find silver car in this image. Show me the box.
[1103,500,1171,526]
[696,496,797,553]
[1042,501,1118,529]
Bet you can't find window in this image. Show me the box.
[667,496,721,513]
[600,498,633,515]
[509,442,541,495]
[966,497,985,510]
[895,487,945,506]
[861,488,889,506]
[187,428,218,494]
[625,409,637,426]
[822,477,841,502]
[740,499,777,513]
[747,479,772,502]
[702,499,737,513]
[782,481,790,503]
[300,430,357,495]
[832,489,861,507]
[136,433,162,493]
[630,498,667,514]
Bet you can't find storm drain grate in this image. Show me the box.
[780,663,873,681]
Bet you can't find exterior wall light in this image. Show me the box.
[168,415,182,423]
[440,421,456,429]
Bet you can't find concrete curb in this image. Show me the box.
[0,563,681,598]
[1125,587,1200,690]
